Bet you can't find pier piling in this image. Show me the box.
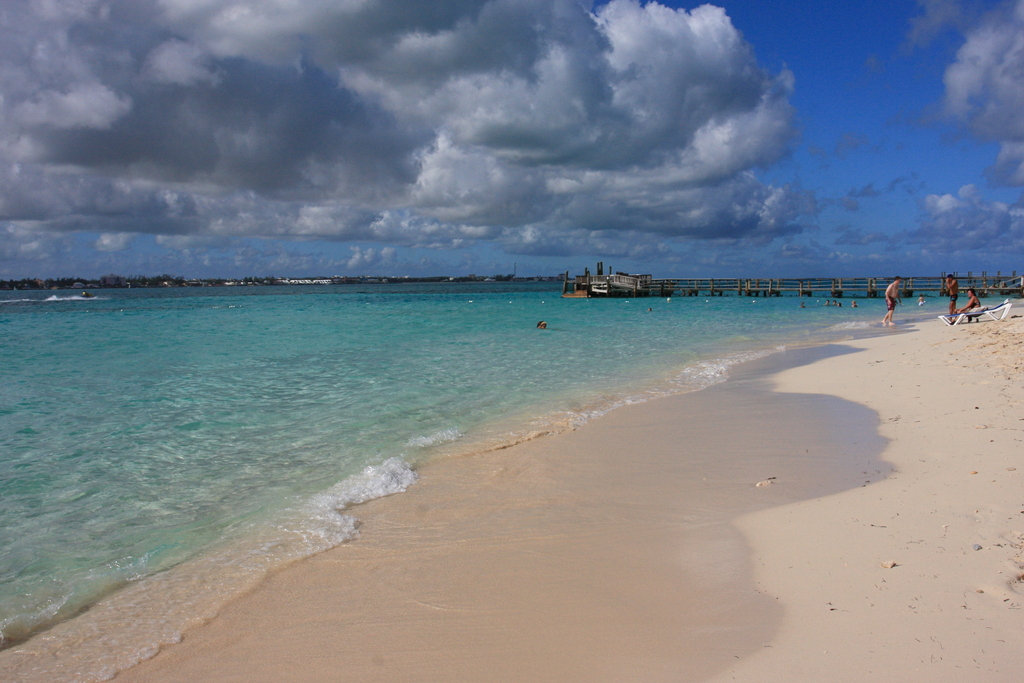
[562,266,1024,299]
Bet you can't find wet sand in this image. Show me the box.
[109,345,887,683]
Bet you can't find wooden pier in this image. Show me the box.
[562,262,654,298]
[562,266,1023,299]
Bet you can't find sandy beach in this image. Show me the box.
[7,306,1024,683]
[106,341,887,683]
[708,310,1024,682]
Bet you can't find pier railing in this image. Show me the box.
[565,270,1023,298]
[644,273,1022,298]
[569,273,651,296]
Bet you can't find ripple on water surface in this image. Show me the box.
[0,285,884,679]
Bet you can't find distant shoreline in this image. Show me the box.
[1,276,563,290]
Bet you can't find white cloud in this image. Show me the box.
[349,1,794,178]
[142,40,220,86]
[12,83,132,130]
[94,232,134,251]
[155,234,235,249]
[0,222,77,274]
[943,0,1024,185]
[346,245,396,271]
[906,0,969,48]
[0,0,809,267]
[914,184,1024,251]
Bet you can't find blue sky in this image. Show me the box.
[2,0,1023,279]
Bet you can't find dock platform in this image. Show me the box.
[562,266,1023,299]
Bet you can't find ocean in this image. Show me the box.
[0,282,906,680]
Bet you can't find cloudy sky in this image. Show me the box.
[2,0,1023,279]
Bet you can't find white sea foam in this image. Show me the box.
[407,427,463,448]
[0,459,419,683]
[828,321,872,330]
[310,457,418,512]
[671,346,783,391]
[0,296,98,303]
[520,346,788,443]
[296,457,419,548]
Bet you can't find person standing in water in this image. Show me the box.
[882,276,902,327]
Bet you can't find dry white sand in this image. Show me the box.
[708,313,1024,682]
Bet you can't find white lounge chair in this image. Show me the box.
[938,299,1013,326]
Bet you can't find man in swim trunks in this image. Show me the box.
[945,274,959,315]
[882,276,902,327]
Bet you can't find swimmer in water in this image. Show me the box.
[536,321,547,329]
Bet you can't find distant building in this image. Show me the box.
[100,274,127,287]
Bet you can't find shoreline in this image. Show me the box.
[0,294,887,679]
[707,312,1024,681]
[104,343,894,683]
[0,287,817,666]
[6,307,1021,682]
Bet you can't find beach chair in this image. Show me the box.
[938,299,1013,326]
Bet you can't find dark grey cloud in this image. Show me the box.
[1,0,809,266]
[164,0,495,67]
[838,177,915,211]
[839,183,880,212]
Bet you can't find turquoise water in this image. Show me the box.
[0,283,898,679]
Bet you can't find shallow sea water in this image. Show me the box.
[0,283,902,680]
